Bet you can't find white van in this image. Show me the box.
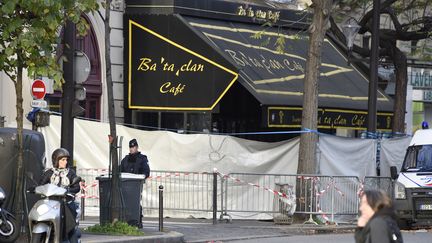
[392,127,432,227]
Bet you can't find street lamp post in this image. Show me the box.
[368,0,381,134]
[343,0,381,135]
[342,18,360,57]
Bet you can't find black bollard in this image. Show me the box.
[159,185,164,232]
[213,169,217,225]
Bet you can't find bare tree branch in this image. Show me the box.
[382,7,402,31]
[357,0,398,34]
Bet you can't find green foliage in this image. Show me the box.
[0,0,99,84]
[250,31,263,40]
[84,221,145,236]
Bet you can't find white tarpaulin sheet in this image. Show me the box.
[317,135,377,223]
[41,116,299,174]
[380,136,411,177]
[39,116,410,221]
[318,134,377,177]
[41,115,299,219]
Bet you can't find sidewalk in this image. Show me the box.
[79,216,357,243]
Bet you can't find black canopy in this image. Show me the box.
[185,16,393,112]
[125,13,394,130]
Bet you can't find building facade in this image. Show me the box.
[5,0,428,141]
[0,2,124,127]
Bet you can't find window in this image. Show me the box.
[46,15,101,120]
[417,145,432,171]
[402,145,432,172]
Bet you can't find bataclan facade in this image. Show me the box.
[123,0,393,141]
[0,0,395,142]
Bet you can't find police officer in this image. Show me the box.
[120,139,150,178]
[120,139,150,228]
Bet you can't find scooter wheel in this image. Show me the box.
[0,216,20,243]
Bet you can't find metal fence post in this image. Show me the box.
[159,185,164,232]
[213,168,217,225]
[219,173,224,219]
[224,174,228,215]
[80,180,85,221]
[331,178,334,223]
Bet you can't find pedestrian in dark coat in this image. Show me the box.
[355,189,403,243]
[120,138,150,178]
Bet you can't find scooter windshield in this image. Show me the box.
[35,184,67,197]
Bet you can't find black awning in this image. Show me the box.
[125,14,238,111]
[184,16,393,112]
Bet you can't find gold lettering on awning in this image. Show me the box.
[137,57,205,77]
[237,5,280,23]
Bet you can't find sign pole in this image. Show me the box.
[61,20,76,167]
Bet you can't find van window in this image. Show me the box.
[402,145,432,172]
[418,145,432,171]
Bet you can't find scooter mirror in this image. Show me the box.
[26,186,36,193]
[71,176,82,186]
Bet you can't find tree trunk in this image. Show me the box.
[298,0,333,174]
[13,54,24,232]
[105,0,123,222]
[391,47,407,133]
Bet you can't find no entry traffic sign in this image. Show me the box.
[31,79,46,100]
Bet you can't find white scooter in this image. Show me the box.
[28,177,81,243]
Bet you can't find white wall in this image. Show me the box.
[0,2,125,127]
[88,1,125,123]
[0,71,34,128]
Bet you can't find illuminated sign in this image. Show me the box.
[267,107,393,131]
[237,5,280,22]
[127,15,238,111]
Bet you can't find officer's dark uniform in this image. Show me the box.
[120,152,150,178]
[120,139,150,228]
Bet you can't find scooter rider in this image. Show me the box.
[39,148,80,242]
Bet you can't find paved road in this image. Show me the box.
[228,230,432,243]
[79,217,432,243]
[82,218,294,242]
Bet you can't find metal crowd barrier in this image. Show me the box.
[222,173,361,223]
[363,176,394,196]
[77,168,108,207]
[75,168,394,224]
[142,170,221,218]
[221,173,298,219]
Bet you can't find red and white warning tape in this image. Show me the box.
[77,194,99,199]
[77,168,109,175]
[75,168,352,224]
[147,172,209,181]
[357,179,365,196]
[78,181,100,199]
[80,181,98,192]
[219,172,294,200]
